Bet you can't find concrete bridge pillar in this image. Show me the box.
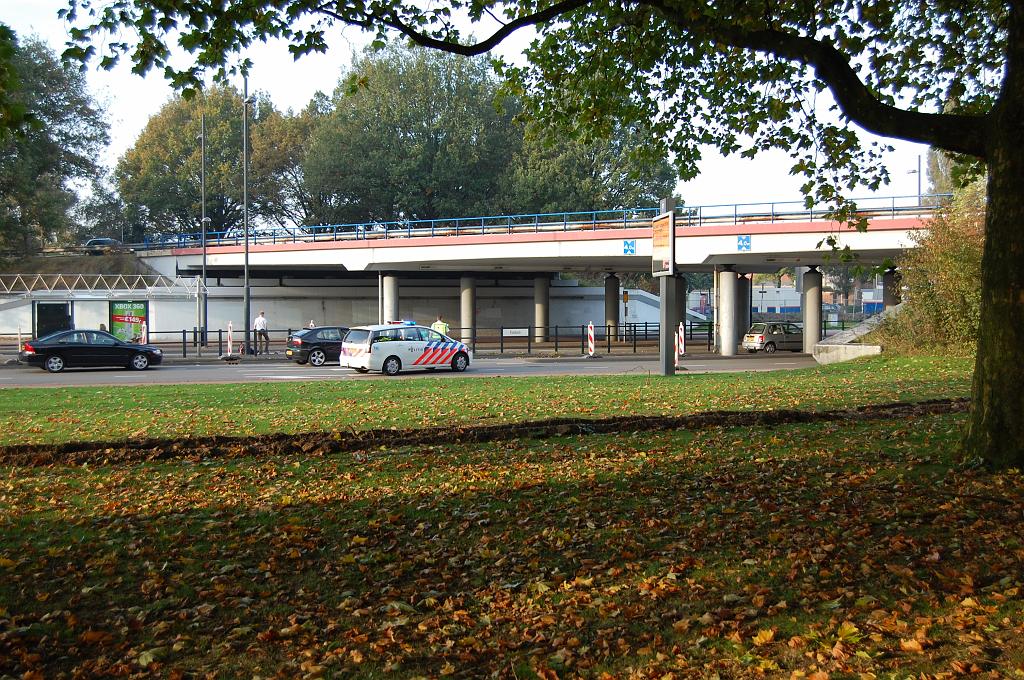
[658,274,682,375]
[459,276,476,345]
[803,266,823,353]
[534,275,549,343]
[735,273,751,346]
[604,274,620,338]
[883,267,901,310]
[718,267,738,356]
[382,274,399,323]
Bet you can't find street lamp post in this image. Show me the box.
[908,153,922,206]
[199,112,210,346]
[916,154,921,205]
[242,76,252,356]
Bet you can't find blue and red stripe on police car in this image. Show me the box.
[412,341,467,366]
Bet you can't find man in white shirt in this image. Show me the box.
[254,311,269,355]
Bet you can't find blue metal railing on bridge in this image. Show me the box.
[135,193,949,252]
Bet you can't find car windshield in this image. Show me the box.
[748,323,767,333]
[344,329,370,344]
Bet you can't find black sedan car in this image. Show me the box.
[285,326,348,366]
[19,329,163,372]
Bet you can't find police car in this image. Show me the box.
[339,321,471,376]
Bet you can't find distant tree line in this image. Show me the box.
[115,45,677,240]
[0,39,676,254]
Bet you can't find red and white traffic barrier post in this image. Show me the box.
[671,323,679,366]
[226,321,234,355]
[587,321,595,357]
[675,321,686,368]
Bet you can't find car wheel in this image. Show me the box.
[451,352,469,372]
[44,355,65,373]
[130,353,150,370]
[382,356,402,376]
[354,367,369,373]
[309,349,327,366]
[764,342,777,354]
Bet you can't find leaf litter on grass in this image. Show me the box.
[1,402,1022,678]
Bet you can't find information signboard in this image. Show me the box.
[652,212,675,277]
[109,301,149,343]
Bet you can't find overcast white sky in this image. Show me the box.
[6,0,931,209]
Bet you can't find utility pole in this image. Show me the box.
[242,76,252,355]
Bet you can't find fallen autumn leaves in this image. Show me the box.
[1,399,1022,678]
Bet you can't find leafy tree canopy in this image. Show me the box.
[57,1,1024,467]
[883,181,985,353]
[116,85,272,235]
[0,35,107,255]
[305,45,675,223]
[303,46,522,224]
[0,24,33,136]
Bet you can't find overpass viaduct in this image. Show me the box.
[137,195,936,360]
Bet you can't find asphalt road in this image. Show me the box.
[0,353,817,387]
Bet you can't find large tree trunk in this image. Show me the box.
[965,167,1024,468]
[964,11,1024,469]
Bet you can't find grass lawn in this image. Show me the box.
[2,355,1021,678]
[0,355,973,446]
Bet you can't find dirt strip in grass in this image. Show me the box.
[0,397,969,467]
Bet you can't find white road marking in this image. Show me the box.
[240,373,339,379]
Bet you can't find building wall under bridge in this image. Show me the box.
[0,277,664,338]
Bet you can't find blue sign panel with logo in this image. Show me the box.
[623,239,636,255]
[737,235,751,252]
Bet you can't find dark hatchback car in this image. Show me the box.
[285,326,349,366]
[84,237,122,254]
[19,329,163,372]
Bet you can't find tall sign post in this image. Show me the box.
[653,198,679,376]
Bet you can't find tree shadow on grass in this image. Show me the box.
[1,407,1021,678]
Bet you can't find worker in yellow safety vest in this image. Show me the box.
[430,315,450,336]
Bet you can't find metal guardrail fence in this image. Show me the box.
[0,319,867,360]
[1,323,713,359]
[131,194,949,252]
